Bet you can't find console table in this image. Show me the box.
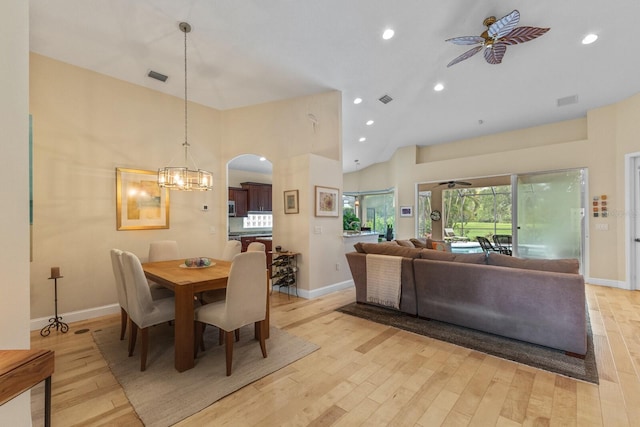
[0,349,55,427]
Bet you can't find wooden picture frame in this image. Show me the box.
[116,168,169,230]
[400,206,413,217]
[284,189,299,214]
[315,185,339,217]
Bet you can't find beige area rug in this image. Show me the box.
[93,323,319,427]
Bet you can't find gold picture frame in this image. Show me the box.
[284,189,299,214]
[314,185,339,217]
[116,168,169,230]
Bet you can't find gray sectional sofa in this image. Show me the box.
[345,242,587,356]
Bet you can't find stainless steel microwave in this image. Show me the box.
[228,201,236,217]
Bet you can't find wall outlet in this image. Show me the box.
[314,226,322,234]
[209,226,216,234]
[202,205,209,212]
[335,263,340,271]
[595,223,609,231]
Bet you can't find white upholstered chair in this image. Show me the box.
[247,241,266,252]
[147,240,178,299]
[121,251,176,371]
[201,240,242,305]
[110,248,129,341]
[194,251,268,376]
[221,240,242,261]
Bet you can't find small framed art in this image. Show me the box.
[400,206,413,217]
[315,185,339,217]
[284,189,299,214]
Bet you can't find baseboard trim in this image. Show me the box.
[30,304,120,331]
[586,277,629,290]
[271,280,354,299]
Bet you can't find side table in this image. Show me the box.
[0,349,55,427]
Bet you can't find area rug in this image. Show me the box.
[337,303,598,384]
[93,324,319,427]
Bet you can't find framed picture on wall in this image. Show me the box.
[400,206,413,217]
[116,168,170,230]
[284,189,299,214]
[315,185,339,217]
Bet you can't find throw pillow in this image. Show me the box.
[410,238,428,248]
[395,239,415,248]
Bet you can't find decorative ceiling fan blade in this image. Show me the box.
[484,43,507,64]
[445,36,485,45]
[438,180,473,188]
[446,45,483,68]
[499,26,550,46]
[488,10,520,39]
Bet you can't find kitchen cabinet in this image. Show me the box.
[228,187,248,217]
[241,182,272,212]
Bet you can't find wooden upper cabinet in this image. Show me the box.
[228,187,248,217]
[241,182,272,212]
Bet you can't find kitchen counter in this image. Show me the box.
[343,231,379,253]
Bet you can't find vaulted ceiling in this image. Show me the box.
[30,1,640,173]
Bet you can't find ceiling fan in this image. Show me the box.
[439,180,472,188]
[445,10,549,67]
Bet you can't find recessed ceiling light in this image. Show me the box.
[359,137,367,142]
[382,28,395,40]
[366,120,374,126]
[259,157,266,161]
[582,34,598,45]
[434,83,444,92]
[353,97,363,104]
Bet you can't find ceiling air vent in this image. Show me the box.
[148,70,168,82]
[557,94,578,107]
[378,94,393,104]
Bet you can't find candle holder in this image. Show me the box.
[40,276,69,337]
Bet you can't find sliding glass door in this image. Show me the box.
[513,169,585,270]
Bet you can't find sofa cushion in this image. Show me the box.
[395,239,415,248]
[487,253,579,274]
[420,250,487,264]
[410,238,428,248]
[357,242,423,258]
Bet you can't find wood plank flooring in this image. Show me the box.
[30,284,640,426]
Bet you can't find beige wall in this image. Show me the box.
[0,0,31,423]
[344,93,640,286]
[29,53,345,321]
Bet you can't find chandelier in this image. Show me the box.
[158,22,213,191]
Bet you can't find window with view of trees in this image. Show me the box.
[343,191,395,234]
[418,186,512,240]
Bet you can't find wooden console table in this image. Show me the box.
[0,349,55,427]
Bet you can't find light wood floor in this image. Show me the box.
[30,284,640,426]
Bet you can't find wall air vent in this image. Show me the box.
[148,70,168,82]
[557,94,578,107]
[378,94,393,104]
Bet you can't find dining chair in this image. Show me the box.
[201,240,242,305]
[110,249,129,341]
[221,240,242,261]
[121,251,176,371]
[476,236,500,254]
[194,251,268,376]
[247,241,266,252]
[493,235,513,256]
[147,240,178,299]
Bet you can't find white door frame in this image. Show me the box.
[624,152,640,290]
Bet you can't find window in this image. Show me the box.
[344,190,395,234]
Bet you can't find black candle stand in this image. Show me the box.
[40,276,69,337]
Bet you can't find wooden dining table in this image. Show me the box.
[142,258,270,372]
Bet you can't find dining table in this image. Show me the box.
[142,258,269,372]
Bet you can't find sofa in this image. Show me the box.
[345,241,586,356]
